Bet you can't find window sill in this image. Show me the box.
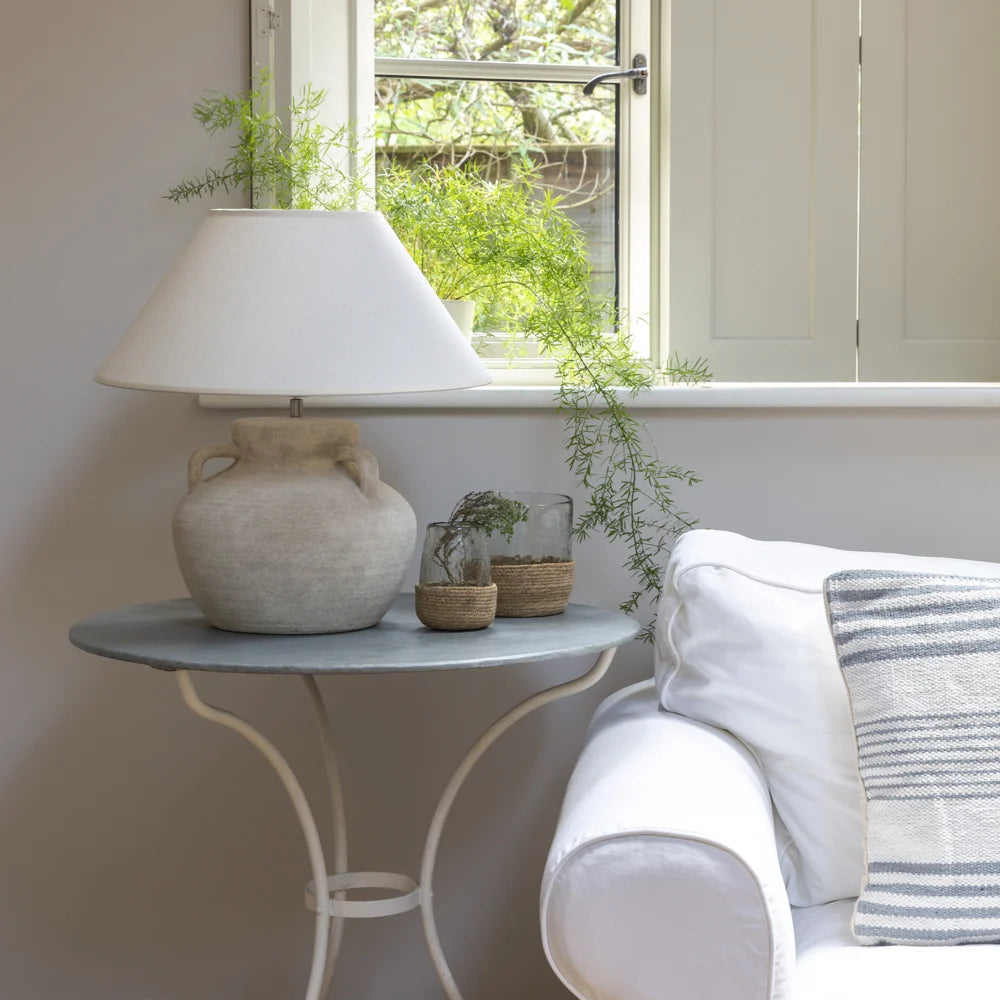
[199,382,1000,411]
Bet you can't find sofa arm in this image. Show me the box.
[541,681,795,1000]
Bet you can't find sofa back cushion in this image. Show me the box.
[654,530,1000,907]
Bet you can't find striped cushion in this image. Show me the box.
[825,569,1000,946]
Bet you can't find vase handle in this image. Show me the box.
[187,444,241,491]
[335,446,379,498]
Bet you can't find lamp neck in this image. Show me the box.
[289,397,304,419]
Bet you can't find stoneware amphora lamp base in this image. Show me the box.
[172,417,416,634]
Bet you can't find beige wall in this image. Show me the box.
[4,2,1000,998]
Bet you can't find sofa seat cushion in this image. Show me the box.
[793,900,1000,999]
[655,529,1000,906]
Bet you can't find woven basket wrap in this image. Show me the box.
[415,584,497,631]
[491,561,574,618]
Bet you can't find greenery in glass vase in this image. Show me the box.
[431,491,530,585]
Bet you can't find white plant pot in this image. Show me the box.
[441,299,475,338]
[473,333,543,360]
[173,416,416,634]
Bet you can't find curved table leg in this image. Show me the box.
[301,675,348,999]
[176,670,330,1000]
[419,646,619,1000]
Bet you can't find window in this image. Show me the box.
[254,0,1000,385]
[373,0,653,365]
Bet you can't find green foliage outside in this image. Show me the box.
[374,0,615,65]
[374,0,616,212]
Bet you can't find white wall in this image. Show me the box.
[4,3,1000,999]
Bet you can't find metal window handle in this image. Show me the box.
[583,54,648,96]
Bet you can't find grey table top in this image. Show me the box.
[69,595,640,675]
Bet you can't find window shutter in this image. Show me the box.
[858,0,1000,381]
[666,0,859,380]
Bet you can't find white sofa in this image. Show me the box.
[541,531,1000,999]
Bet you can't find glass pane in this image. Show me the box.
[374,0,617,67]
[375,78,616,334]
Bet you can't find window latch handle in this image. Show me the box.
[583,54,648,96]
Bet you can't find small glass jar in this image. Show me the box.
[488,492,573,565]
[419,522,491,587]
[416,522,496,631]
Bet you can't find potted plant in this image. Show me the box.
[415,491,528,631]
[376,163,550,347]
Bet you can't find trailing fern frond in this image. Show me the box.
[167,71,371,211]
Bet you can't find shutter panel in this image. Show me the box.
[859,0,1000,380]
[666,0,859,380]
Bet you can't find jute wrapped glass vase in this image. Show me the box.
[415,522,497,631]
[488,492,574,617]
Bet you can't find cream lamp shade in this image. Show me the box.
[96,209,490,396]
[97,208,491,637]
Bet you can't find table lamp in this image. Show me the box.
[97,209,490,634]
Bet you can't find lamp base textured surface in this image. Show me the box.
[173,417,416,634]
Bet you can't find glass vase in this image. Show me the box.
[415,522,496,630]
[488,492,574,617]
[419,522,491,586]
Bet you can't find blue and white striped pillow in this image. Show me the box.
[825,569,1000,946]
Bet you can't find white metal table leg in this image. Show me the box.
[301,675,348,999]
[419,646,619,1000]
[176,670,331,1000]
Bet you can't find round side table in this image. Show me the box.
[69,594,638,1000]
